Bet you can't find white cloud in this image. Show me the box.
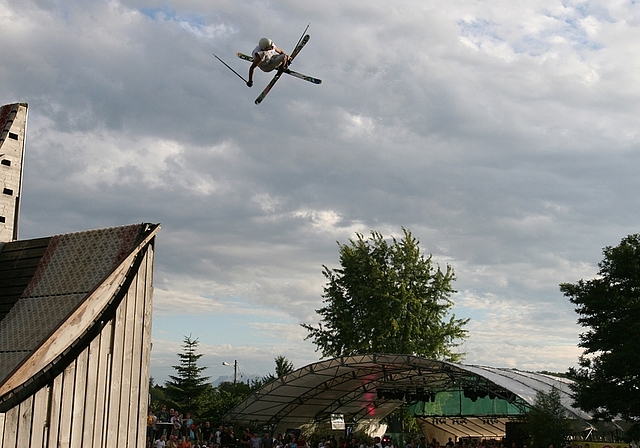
[3,0,639,383]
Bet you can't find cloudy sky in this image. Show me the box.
[2,0,639,384]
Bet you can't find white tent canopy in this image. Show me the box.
[224,354,588,433]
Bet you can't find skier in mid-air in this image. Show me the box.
[246,37,291,87]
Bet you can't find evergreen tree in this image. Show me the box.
[261,355,295,384]
[165,335,211,416]
[274,355,294,377]
[561,234,640,439]
[525,387,572,448]
[302,228,469,360]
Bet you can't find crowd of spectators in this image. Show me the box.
[310,434,530,448]
[146,406,528,448]
[147,405,228,448]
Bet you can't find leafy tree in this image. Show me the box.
[165,335,211,416]
[149,382,168,413]
[200,381,253,424]
[525,387,572,448]
[561,234,640,439]
[302,229,469,360]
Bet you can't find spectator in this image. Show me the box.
[167,435,179,448]
[297,435,309,448]
[148,409,158,441]
[201,421,213,445]
[241,428,252,448]
[171,413,182,438]
[155,434,167,448]
[184,412,195,440]
[289,434,298,448]
[262,432,274,448]
[250,432,262,448]
[221,426,231,448]
[158,405,170,422]
[157,405,170,438]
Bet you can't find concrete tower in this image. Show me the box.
[0,103,28,242]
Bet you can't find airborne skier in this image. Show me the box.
[246,37,291,88]
[211,25,320,104]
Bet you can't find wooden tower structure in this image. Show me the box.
[0,103,28,243]
[0,223,160,447]
[0,102,161,447]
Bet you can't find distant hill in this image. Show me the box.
[212,373,263,387]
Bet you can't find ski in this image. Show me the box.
[255,34,311,105]
[255,70,284,105]
[237,52,322,85]
[283,69,322,85]
[289,34,309,61]
[236,52,253,62]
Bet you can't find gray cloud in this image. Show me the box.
[3,0,639,382]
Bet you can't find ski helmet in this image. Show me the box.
[259,37,273,50]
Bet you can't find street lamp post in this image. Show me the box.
[222,360,238,385]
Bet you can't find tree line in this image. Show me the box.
[150,341,294,425]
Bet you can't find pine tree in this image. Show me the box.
[274,355,294,377]
[526,387,572,448]
[165,335,211,415]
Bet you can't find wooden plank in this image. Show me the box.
[0,248,47,266]
[0,301,22,312]
[70,348,88,448]
[82,335,101,447]
[0,252,43,265]
[0,237,50,253]
[130,253,149,447]
[0,288,29,302]
[30,385,50,448]
[0,245,48,261]
[0,257,44,270]
[14,397,32,445]
[105,291,126,444]
[137,248,155,448]
[118,284,137,444]
[0,257,41,274]
[0,256,43,268]
[16,394,33,446]
[2,404,19,448]
[57,360,77,448]
[0,272,39,288]
[128,270,143,446]
[94,320,113,448]
[0,413,5,447]
[47,370,64,447]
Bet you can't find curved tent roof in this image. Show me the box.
[458,365,585,418]
[224,354,588,430]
